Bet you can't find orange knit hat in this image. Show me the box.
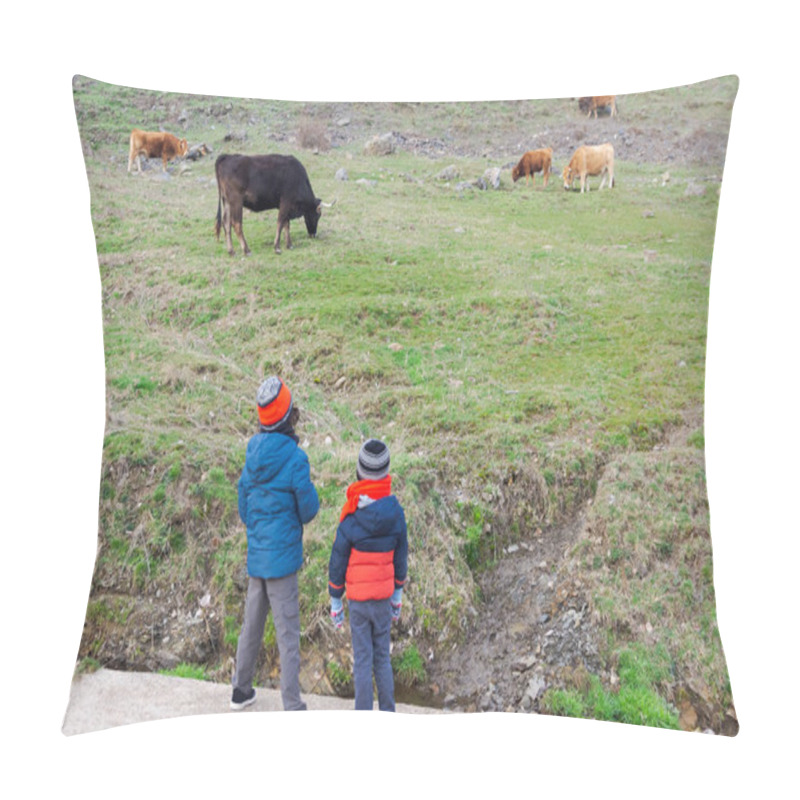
[256,376,293,431]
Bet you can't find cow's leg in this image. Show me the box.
[274,211,292,254]
[228,199,249,256]
[222,201,235,255]
[233,217,250,256]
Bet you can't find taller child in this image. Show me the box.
[328,439,408,711]
[231,376,319,711]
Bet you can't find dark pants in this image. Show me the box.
[349,599,395,711]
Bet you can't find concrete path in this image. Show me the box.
[62,668,441,735]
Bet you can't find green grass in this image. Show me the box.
[73,76,736,723]
[542,644,680,729]
[392,643,427,686]
[158,663,209,681]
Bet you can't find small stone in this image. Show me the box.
[483,167,501,189]
[512,654,537,671]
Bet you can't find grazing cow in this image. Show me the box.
[578,95,617,118]
[562,143,615,193]
[127,129,189,173]
[215,153,332,255]
[512,147,553,188]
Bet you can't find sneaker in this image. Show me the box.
[230,687,256,710]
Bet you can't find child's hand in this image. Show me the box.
[390,600,402,623]
[330,597,344,630]
[390,587,403,623]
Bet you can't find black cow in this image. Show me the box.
[214,153,330,255]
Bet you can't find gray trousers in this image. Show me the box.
[232,573,307,711]
[349,599,395,711]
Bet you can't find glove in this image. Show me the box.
[330,596,344,630]
[390,587,403,623]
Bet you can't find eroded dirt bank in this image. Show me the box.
[427,509,601,713]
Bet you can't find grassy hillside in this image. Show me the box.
[73,75,737,731]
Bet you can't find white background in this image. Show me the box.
[3,2,795,796]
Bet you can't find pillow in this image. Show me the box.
[63,75,738,736]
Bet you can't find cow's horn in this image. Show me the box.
[320,199,337,208]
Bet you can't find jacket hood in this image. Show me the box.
[353,495,402,537]
[242,432,298,483]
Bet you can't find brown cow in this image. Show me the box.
[578,95,617,118]
[512,147,553,188]
[127,129,189,174]
[562,143,615,193]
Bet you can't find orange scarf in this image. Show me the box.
[339,475,392,521]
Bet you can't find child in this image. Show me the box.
[328,439,408,711]
[231,376,319,711]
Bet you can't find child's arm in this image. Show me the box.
[237,469,249,526]
[393,507,409,592]
[328,526,351,600]
[292,451,320,524]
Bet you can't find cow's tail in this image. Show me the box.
[214,158,222,240]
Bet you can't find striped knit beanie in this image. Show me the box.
[357,439,390,480]
[256,376,293,431]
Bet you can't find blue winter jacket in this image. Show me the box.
[238,432,319,580]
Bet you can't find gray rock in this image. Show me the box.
[335,168,349,181]
[483,167,502,189]
[438,165,459,181]
[511,654,537,672]
[525,674,546,700]
[364,133,395,156]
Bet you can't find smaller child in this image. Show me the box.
[328,439,408,711]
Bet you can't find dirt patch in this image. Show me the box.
[427,507,601,713]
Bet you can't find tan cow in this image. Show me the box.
[562,143,615,193]
[512,147,553,188]
[127,129,189,174]
[578,95,617,118]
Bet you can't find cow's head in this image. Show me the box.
[511,164,522,182]
[562,165,575,190]
[305,198,336,237]
[304,200,322,238]
[179,138,189,157]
